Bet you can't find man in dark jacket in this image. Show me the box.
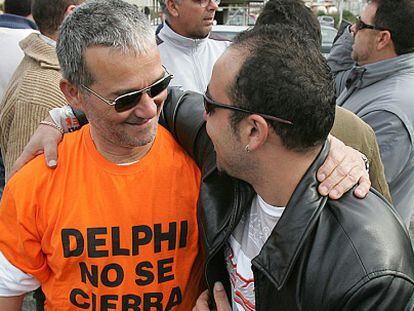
[189,25,414,310]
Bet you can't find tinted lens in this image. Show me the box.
[114,74,172,113]
[114,92,143,113]
[148,75,172,97]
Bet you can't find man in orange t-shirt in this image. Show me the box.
[0,1,202,309]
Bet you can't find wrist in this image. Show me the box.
[49,105,80,133]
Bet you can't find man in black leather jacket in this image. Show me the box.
[163,26,414,310]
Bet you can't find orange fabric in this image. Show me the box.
[0,125,202,310]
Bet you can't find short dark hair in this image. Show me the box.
[31,0,83,35]
[4,0,32,16]
[229,25,335,152]
[255,0,321,46]
[372,0,414,55]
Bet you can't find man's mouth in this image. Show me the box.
[125,118,152,127]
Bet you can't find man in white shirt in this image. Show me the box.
[157,0,230,93]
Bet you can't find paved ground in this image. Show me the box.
[22,293,36,311]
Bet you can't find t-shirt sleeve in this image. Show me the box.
[0,251,40,296]
[0,182,50,284]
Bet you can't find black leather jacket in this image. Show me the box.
[160,89,414,311]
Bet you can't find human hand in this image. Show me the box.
[317,135,371,199]
[10,117,63,179]
[193,282,231,311]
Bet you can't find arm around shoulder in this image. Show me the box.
[331,106,392,202]
[160,88,212,168]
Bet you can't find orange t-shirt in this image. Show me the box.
[0,125,202,310]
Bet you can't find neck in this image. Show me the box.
[360,49,398,66]
[42,32,58,42]
[90,127,153,164]
[165,20,207,39]
[249,146,321,207]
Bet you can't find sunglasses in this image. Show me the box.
[81,71,173,113]
[354,16,389,32]
[203,91,294,125]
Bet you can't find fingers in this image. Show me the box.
[192,283,231,311]
[317,146,345,196]
[318,136,371,199]
[321,165,367,200]
[213,282,231,311]
[317,136,346,184]
[193,290,210,311]
[9,123,63,180]
[353,173,371,199]
[44,141,59,168]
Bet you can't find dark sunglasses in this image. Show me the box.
[81,71,173,113]
[203,91,294,125]
[355,16,389,32]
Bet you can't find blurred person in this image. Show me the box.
[255,0,321,45]
[0,0,83,180]
[157,0,230,92]
[0,0,36,99]
[0,0,37,199]
[191,25,414,311]
[0,0,36,29]
[0,0,203,309]
[328,0,414,227]
[254,0,391,202]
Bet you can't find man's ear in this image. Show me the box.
[60,79,84,111]
[64,4,77,17]
[377,30,393,51]
[243,115,269,152]
[166,0,180,17]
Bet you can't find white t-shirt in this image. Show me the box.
[226,195,285,310]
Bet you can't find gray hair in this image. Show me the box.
[57,0,156,87]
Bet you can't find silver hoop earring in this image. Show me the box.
[245,145,250,153]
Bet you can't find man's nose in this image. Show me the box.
[207,0,219,11]
[133,92,158,118]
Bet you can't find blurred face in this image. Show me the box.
[81,45,167,151]
[204,49,247,176]
[171,0,219,38]
[350,2,379,65]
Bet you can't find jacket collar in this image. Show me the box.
[158,22,208,49]
[346,52,414,89]
[251,141,330,290]
[0,13,37,30]
[19,33,60,70]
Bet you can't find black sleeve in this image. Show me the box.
[341,275,414,311]
[160,87,212,168]
[72,107,89,127]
